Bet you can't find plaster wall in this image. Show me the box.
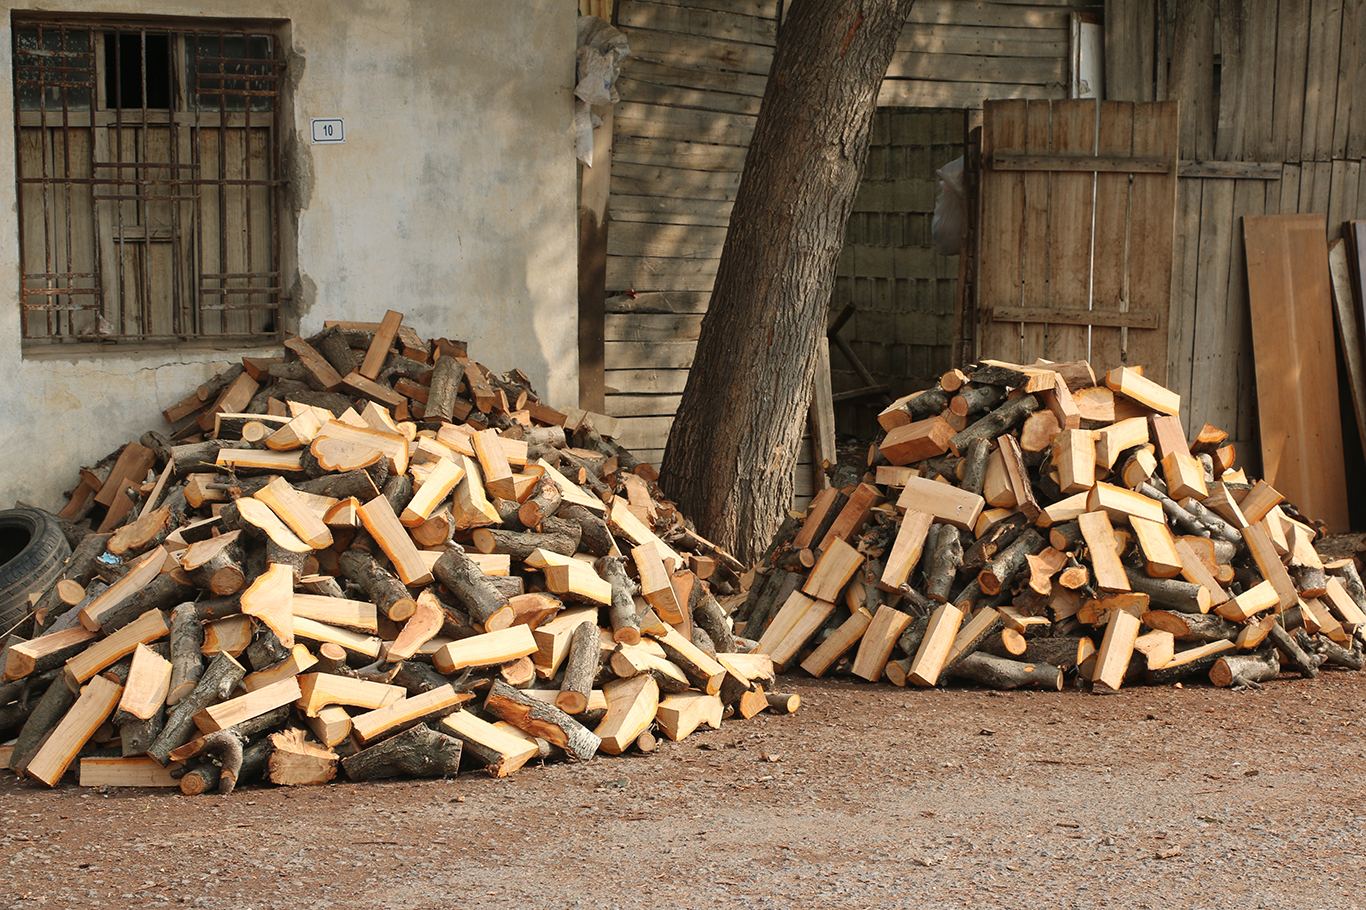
[0,0,578,510]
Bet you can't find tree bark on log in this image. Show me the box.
[1124,569,1210,614]
[554,621,601,715]
[167,602,206,705]
[147,652,246,765]
[338,549,418,624]
[979,529,1046,596]
[962,514,1029,573]
[958,436,993,496]
[9,674,79,777]
[949,394,1041,455]
[951,383,1006,418]
[471,526,579,561]
[924,527,963,602]
[690,587,737,653]
[1209,650,1281,688]
[1140,610,1239,642]
[485,679,600,761]
[431,547,515,631]
[659,0,919,563]
[96,573,195,635]
[949,651,1064,690]
[1266,623,1320,678]
[517,476,564,529]
[1298,630,1365,670]
[341,722,464,781]
[295,468,381,502]
[556,503,613,558]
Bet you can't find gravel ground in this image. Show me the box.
[2,671,1365,910]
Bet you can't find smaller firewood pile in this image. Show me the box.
[737,359,1366,693]
[0,310,795,794]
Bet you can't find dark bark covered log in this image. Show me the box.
[985,635,1093,672]
[32,533,114,634]
[1124,569,1210,614]
[472,526,579,561]
[342,722,464,781]
[1145,650,1228,686]
[745,570,802,639]
[517,476,564,528]
[311,324,362,378]
[1298,630,1365,671]
[172,439,251,476]
[9,674,79,776]
[597,554,641,645]
[167,602,206,705]
[896,612,932,660]
[485,679,600,761]
[1135,481,1208,537]
[97,573,194,635]
[1140,610,1239,642]
[905,386,951,419]
[389,660,455,696]
[339,549,418,623]
[557,503,614,558]
[691,625,717,657]
[958,436,993,496]
[382,474,415,517]
[925,527,963,602]
[941,615,1005,676]
[963,514,1029,573]
[733,571,772,627]
[949,393,1040,455]
[555,621,601,715]
[425,355,468,424]
[184,536,246,596]
[148,652,247,766]
[951,383,1006,418]
[193,595,243,623]
[690,587,737,653]
[659,0,917,562]
[1048,519,1084,552]
[295,468,382,502]
[1179,496,1242,544]
[1290,565,1328,599]
[949,651,1065,690]
[431,547,514,631]
[117,704,165,758]
[1209,649,1281,688]
[1262,623,1316,672]
[979,529,1046,596]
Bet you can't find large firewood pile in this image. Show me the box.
[0,311,795,794]
[738,359,1366,693]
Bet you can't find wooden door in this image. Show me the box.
[976,99,1178,381]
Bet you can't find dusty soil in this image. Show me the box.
[3,672,1365,910]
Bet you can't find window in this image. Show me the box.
[12,17,285,345]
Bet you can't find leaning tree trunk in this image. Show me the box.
[660,0,917,563]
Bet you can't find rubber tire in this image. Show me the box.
[0,508,71,633]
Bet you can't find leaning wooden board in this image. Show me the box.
[1243,213,1349,532]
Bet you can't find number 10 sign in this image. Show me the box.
[311,119,345,144]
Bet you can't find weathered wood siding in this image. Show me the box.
[605,0,1095,483]
[1108,0,1366,477]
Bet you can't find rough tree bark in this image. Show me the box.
[660,0,917,563]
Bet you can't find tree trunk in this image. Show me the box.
[659,0,916,562]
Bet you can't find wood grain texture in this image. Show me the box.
[1243,213,1349,532]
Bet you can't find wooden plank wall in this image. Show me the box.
[832,108,964,441]
[604,0,1096,502]
[1107,0,1366,478]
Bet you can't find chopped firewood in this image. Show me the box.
[594,674,660,755]
[656,691,723,740]
[26,675,123,787]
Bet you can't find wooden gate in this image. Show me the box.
[976,99,1178,381]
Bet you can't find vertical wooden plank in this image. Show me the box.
[1019,99,1055,361]
[1215,0,1249,160]
[1279,163,1303,213]
[1044,100,1097,364]
[1274,0,1310,162]
[1243,213,1349,532]
[1105,0,1157,102]
[1300,0,1335,160]
[1333,0,1361,157]
[1166,178,1203,417]
[1089,101,1135,372]
[1125,100,1179,385]
[1241,0,1281,160]
[1328,158,1353,242]
[1224,179,1267,466]
[1310,160,1334,218]
[978,100,1028,363]
[1348,0,1366,157]
[579,103,613,413]
[1169,0,1217,160]
[1188,179,1236,439]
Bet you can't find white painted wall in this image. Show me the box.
[0,0,578,510]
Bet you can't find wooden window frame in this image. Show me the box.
[12,15,288,348]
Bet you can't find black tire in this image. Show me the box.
[0,508,72,633]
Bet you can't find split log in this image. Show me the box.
[338,549,418,623]
[554,621,601,715]
[948,651,1064,690]
[432,546,515,631]
[9,674,80,777]
[268,727,338,786]
[341,722,464,781]
[1140,610,1239,643]
[948,393,1040,455]
[147,652,247,765]
[485,679,600,761]
[26,675,123,787]
[690,587,737,654]
[1209,650,1281,688]
[978,528,1046,596]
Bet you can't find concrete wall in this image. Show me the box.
[0,0,578,510]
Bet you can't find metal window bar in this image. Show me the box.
[12,18,284,345]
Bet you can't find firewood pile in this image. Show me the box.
[0,310,795,794]
[737,359,1366,693]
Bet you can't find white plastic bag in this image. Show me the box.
[575,17,630,166]
[931,156,965,256]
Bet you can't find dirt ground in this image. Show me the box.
[2,670,1364,910]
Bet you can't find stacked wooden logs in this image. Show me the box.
[0,309,795,793]
[737,359,1366,693]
